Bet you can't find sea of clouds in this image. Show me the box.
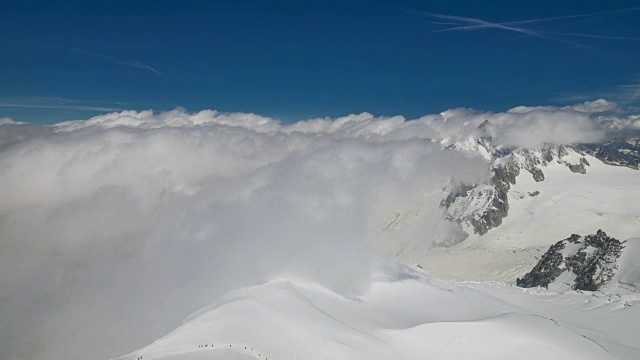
[0,99,637,360]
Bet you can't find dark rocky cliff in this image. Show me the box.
[517,230,625,291]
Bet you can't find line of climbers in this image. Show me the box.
[196,344,268,359]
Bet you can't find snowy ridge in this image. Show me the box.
[114,265,633,360]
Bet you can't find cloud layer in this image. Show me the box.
[0,100,637,360]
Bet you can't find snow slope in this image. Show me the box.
[610,237,640,292]
[487,151,640,247]
[461,281,640,360]
[113,264,638,360]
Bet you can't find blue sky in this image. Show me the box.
[2,0,640,124]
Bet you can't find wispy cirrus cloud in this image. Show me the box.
[1,40,164,76]
[0,96,123,112]
[73,49,164,76]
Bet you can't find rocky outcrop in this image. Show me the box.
[568,157,590,174]
[517,149,547,182]
[517,230,625,291]
[516,239,568,288]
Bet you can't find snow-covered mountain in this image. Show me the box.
[441,133,639,243]
[375,129,640,284]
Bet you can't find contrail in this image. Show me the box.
[0,102,121,112]
[425,13,587,48]
[0,96,123,112]
[420,7,640,48]
[114,60,164,76]
[428,7,640,31]
[551,32,640,41]
[73,49,164,76]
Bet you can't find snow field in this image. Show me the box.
[116,264,638,360]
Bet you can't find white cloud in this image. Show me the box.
[628,114,640,129]
[564,98,619,113]
[509,99,618,114]
[0,101,636,360]
[555,78,640,106]
[0,121,52,147]
[492,107,605,148]
[0,113,486,360]
[0,117,19,125]
[54,108,280,131]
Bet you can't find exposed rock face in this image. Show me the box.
[576,132,640,170]
[441,183,498,239]
[516,239,568,288]
[517,230,625,291]
[443,145,565,237]
[443,182,509,238]
[438,131,637,246]
[568,157,590,174]
[517,149,547,182]
[469,160,521,235]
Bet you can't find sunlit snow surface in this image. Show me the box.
[115,264,639,360]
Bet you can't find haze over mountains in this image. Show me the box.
[1,99,640,360]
